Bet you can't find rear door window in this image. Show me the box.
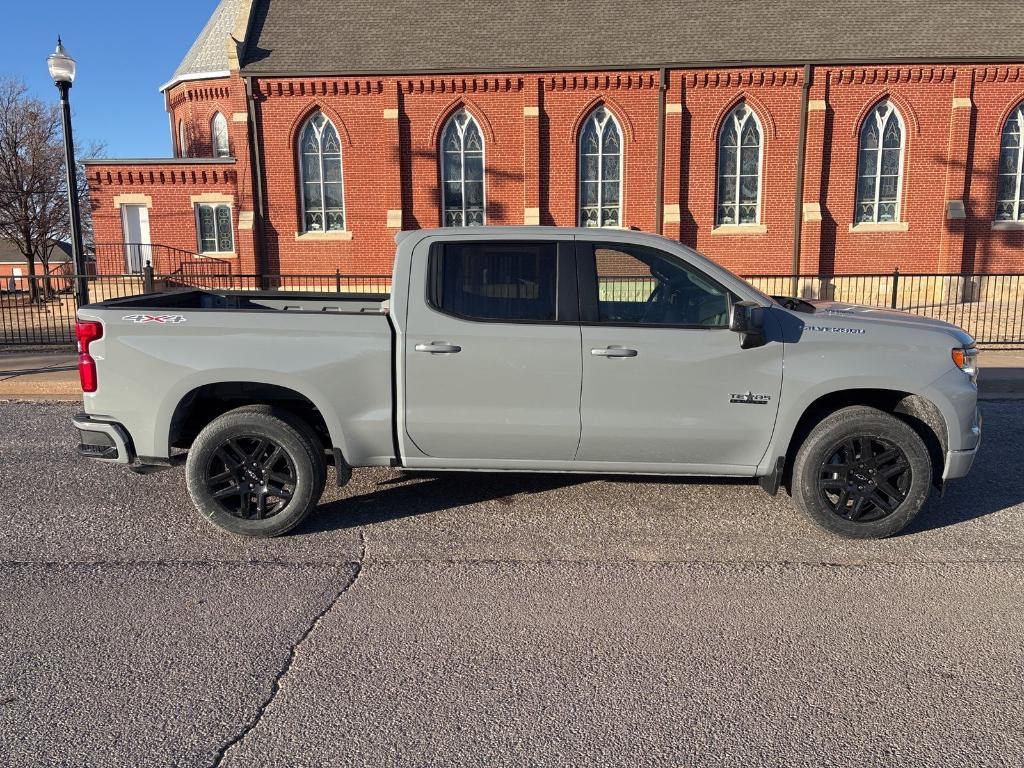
[428,242,559,322]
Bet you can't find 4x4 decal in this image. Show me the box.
[122,314,187,324]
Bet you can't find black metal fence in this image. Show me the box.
[0,270,391,346]
[1,266,1021,347]
[743,270,1024,347]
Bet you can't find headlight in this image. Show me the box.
[951,346,979,384]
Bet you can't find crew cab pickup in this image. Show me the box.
[73,227,981,538]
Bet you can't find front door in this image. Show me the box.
[403,238,582,461]
[575,241,782,471]
[121,204,151,272]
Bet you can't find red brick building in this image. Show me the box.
[86,0,1024,278]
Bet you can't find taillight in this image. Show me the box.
[75,320,102,393]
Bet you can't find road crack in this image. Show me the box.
[209,532,367,768]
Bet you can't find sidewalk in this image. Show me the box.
[0,351,80,399]
[2,348,1021,402]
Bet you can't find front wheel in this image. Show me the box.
[791,406,932,539]
[185,407,326,537]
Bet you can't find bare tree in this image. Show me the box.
[0,77,101,301]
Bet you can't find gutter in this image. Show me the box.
[654,67,667,235]
[82,157,236,166]
[238,55,1024,80]
[791,63,812,295]
[158,70,231,93]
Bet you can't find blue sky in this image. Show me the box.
[0,1,219,158]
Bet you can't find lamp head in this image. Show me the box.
[47,36,76,85]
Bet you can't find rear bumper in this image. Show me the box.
[73,413,134,464]
[943,407,982,480]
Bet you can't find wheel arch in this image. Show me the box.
[778,388,947,490]
[164,379,344,459]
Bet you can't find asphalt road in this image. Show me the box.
[1,401,1022,767]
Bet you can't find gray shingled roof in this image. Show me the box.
[0,241,71,264]
[171,0,245,82]
[240,0,1024,76]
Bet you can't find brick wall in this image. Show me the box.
[167,81,235,159]
[89,63,1024,277]
[86,160,252,274]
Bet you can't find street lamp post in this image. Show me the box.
[47,37,89,306]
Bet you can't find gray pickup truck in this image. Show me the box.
[73,227,981,539]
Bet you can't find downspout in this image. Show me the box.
[654,67,668,234]
[244,76,267,282]
[163,88,174,155]
[790,63,812,295]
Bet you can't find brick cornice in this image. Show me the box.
[167,81,233,108]
[89,166,237,188]
[830,66,956,85]
[259,79,386,99]
[685,69,802,89]
[400,77,524,95]
[544,72,657,92]
[975,66,1024,83]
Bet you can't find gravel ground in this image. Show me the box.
[1,401,1022,766]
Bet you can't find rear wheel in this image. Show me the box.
[185,407,326,537]
[791,406,932,538]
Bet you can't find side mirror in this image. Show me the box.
[729,300,766,349]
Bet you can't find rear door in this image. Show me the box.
[575,241,782,470]
[403,238,582,461]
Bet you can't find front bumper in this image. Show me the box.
[943,407,982,480]
[73,413,134,464]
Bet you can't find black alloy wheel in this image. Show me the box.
[816,436,912,523]
[204,435,297,520]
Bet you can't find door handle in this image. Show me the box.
[591,346,638,358]
[415,342,462,354]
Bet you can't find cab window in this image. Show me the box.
[428,241,558,322]
[579,243,730,327]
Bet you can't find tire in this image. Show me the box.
[791,406,932,539]
[229,405,328,504]
[185,407,327,537]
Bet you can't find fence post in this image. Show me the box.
[335,268,342,293]
[143,261,154,294]
[890,267,900,309]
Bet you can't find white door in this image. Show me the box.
[121,205,151,272]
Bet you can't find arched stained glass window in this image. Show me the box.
[440,109,485,226]
[716,102,762,226]
[178,120,188,158]
[578,107,622,227]
[856,101,905,224]
[996,103,1024,222]
[211,112,229,158]
[298,111,345,232]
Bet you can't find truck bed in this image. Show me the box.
[78,287,396,465]
[95,288,388,315]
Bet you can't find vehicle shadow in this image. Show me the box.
[300,400,1018,537]
[900,403,1022,535]
[300,470,745,534]
[300,472,587,533]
